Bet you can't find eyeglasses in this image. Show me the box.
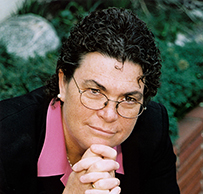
[72,77,146,119]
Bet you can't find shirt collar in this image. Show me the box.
[38,100,124,186]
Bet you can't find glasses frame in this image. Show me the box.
[72,76,146,119]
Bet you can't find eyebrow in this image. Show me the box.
[82,80,107,91]
[82,79,143,100]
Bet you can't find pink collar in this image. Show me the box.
[38,100,124,186]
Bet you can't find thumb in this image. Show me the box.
[81,146,99,159]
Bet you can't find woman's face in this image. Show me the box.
[59,52,144,154]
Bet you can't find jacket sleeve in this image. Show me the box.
[142,103,180,194]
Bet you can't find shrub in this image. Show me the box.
[153,41,203,142]
[0,44,58,100]
[50,1,101,41]
[132,0,200,43]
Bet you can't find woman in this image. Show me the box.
[0,7,180,194]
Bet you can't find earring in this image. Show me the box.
[57,94,61,99]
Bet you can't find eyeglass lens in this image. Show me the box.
[80,89,143,118]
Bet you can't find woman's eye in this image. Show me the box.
[125,96,137,103]
[90,88,100,94]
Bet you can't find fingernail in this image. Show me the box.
[72,163,77,171]
[79,175,85,183]
[116,162,120,169]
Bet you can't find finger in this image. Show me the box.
[90,144,117,160]
[82,147,101,159]
[88,159,119,173]
[85,186,121,194]
[85,189,109,194]
[110,186,121,194]
[80,172,111,183]
[93,178,120,190]
[72,157,102,172]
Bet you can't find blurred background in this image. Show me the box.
[0,0,203,192]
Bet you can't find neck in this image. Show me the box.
[65,142,84,166]
[62,125,85,166]
[61,106,86,165]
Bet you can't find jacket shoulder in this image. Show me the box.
[138,101,168,130]
[0,87,50,193]
[0,87,49,121]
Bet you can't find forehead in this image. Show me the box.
[74,52,144,91]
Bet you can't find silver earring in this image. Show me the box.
[57,94,61,99]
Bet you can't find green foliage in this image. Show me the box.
[51,2,87,40]
[0,44,58,100]
[132,0,200,42]
[16,0,49,17]
[153,42,203,142]
[51,1,101,40]
[101,0,132,9]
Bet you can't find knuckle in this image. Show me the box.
[111,149,117,159]
[115,178,120,186]
[92,161,102,170]
[96,180,104,188]
[104,172,111,178]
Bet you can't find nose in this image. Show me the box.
[97,101,118,122]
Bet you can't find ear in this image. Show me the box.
[58,69,67,102]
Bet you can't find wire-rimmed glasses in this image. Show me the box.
[72,77,146,119]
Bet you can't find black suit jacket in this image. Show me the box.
[0,87,180,194]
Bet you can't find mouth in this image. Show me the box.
[88,125,116,136]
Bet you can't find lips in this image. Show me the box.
[89,125,116,136]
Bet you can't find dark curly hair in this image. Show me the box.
[46,7,162,105]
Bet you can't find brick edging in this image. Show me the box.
[174,105,203,194]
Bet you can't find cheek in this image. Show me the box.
[64,86,81,113]
[63,92,92,127]
[62,90,81,124]
[119,119,137,142]
[123,118,137,131]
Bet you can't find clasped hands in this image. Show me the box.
[63,144,121,194]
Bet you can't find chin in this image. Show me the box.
[89,139,119,148]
